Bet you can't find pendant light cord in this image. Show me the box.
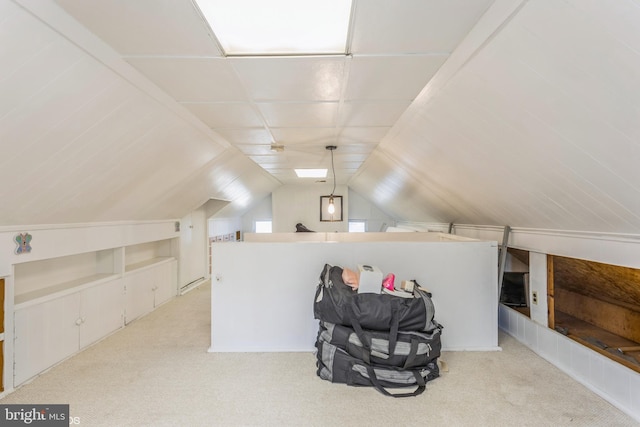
[330,147,336,196]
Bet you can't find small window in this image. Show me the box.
[255,220,272,233]
[349,221,366,233]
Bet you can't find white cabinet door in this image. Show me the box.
[153,261,177,307]
[80,279,124,349]
[124,270,155,324]
[14,293,80,386]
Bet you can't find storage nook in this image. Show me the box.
[13,250,123,385]
[123,241,178,324]
[499,248,530,318]
[8,226,179,388]
[549,255,640,373]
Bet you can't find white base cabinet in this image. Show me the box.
[124,259,177,324]
[14,278,124,386]
[80,279,125,348]
[11,238,179,389]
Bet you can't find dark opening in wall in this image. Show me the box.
[500,248,530,318]
[549,255,640,373]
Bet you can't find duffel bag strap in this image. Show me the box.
[402,338,420,370]
[346,304,372,365]
[388,303,399,356]
[365,366,426,398]
[346,301,402,365]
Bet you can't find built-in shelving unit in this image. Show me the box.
[14,273,120,309]
[11,237,179,387]
[13,249,120,308]
[124,240,175,272]
[124,257,174,273]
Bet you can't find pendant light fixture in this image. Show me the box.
[326,145,337,214]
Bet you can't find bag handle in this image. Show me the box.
[346,304,372,365]
[346,301,401,364]
[365,366,426,398]
[402,338,420,370]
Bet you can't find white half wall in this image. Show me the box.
[210,237,498,352]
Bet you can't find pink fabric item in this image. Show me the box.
[382,273,395,290]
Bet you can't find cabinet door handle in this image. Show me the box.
[75,318,82,326]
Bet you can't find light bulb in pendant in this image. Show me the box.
[328,196,335,214]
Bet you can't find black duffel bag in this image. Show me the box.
[314,264,438,333]
[317,320,442,369]
[316,337,439,398]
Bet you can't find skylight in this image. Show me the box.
[195,0,353,56]
[295,169,327,178]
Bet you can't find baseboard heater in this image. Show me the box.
[180,277,206,295]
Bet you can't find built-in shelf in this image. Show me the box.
[124,257,175,274]
[15,273,120,310]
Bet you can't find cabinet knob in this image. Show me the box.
[75,318,82,326]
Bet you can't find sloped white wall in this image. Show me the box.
[348,188,398,232]
[0,0,279,226]
[351,0,640,235]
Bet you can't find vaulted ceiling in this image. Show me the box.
[2,0,640,234]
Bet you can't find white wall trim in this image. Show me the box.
[397,222,640,269]
[0,219,178,233]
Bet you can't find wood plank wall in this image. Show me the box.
[551,255,640,337]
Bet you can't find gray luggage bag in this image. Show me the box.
[316,336,439,397]
[317,320,441,369]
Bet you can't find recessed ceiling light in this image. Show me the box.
[295,169,327,178]
[194,0,353,56]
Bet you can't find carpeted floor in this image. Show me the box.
[1,282,637,426]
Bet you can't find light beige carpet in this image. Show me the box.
[1,282,636,426]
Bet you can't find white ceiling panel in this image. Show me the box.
[184,102,264,128]
[0,1,56,76]
[345,55,447,100]
[214,128,273,145]
[339,101,411,127]
[0,78,128,192]
[121,149,278,220]
[236,144,276,156]
[270,127,336,144]
[257,102,338,128]
[230,57,346,101]
[46,0,490,191]
[0,39,84,119]
[125,58,247,102]
[55,0,221,56]
[0,63,123,171]
[568,0,640,55]
[350,0,493,54]
[337,127,390,143]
